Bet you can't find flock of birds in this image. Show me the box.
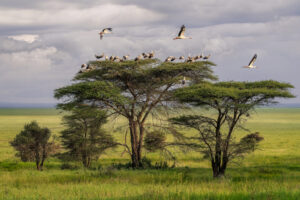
[79,25,258,75]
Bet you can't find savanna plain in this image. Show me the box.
[0,108,300,200]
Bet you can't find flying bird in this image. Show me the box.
[173,25,192,40]
[99,28,112,40]
[243,54,258,69]
[95,53,104,59]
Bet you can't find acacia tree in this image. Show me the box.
[60,106,116,168]
[10,121,59,171]
[54,59,216,168]
[170,80,294,177]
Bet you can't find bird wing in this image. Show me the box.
[178,25,185,37]
[248,54,257,66]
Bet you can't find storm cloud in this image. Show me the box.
[0,0,299,105]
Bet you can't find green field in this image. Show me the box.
[0,108,300,199]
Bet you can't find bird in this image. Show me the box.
[142,52,149,59]
[194,55,201,60]
[109,56,114,61]
[173,25,192,40]
[170,56,176,62]
[149,51,155,59]
[165,56,172,62]
[179,56,185,60]
[123,55,129,60]
[186,56,195,63]
[134,54,143,61]
[182,76,186,85]
[203,54,211,60]
[81,64,87,69]
[105,56,109,60]
[113,56,120,61]
[95,53,104,59]
[99,28,112,40]
[243,54,258,69]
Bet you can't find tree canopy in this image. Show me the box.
[55,59,216,168]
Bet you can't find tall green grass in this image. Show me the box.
[0,108,300,199]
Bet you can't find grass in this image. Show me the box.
[0,107,300,199]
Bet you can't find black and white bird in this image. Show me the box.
[123,55,129,60]
[203,54,211,60]
[95,53,104,59]
[134,54,143,61]
[149,51,155,59]
[179,56,185,60]
[243,54,258,69]
[99,28,112,40]
[173,25,192,40]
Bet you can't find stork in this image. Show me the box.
[134,54,143,61]
[203,54,211,60]
[123,55,129,60]
[149,51,155,59]
[179,56,185,60]
[243,54,258,69]
[99,28,112,40]
[95,53,104,59]
[173,25,192,40]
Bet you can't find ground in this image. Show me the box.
[0,108,300,200]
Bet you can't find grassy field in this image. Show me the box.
[0,108,300,199]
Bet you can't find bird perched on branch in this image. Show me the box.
[243,54,258,69]
[123,55,129,60]
[203,54,211,60]
[149,51,155,59]
[173,25,192,40]
[179,56,185,60]
[99,28,112,40]
[95,53,104,59]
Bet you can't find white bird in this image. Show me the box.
[165,56,172,62]
[179,56,185,60]
[123,55,129,60]
[173,25,192,40]
[243,54,258,69]
[105,56,109,60]
[99,28,112,40]
[134,55,143,61]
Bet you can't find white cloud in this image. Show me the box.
[8,34,39,43]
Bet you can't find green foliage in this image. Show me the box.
[10,121,59,170]
[144,131,166,152]
[60,105,116,168]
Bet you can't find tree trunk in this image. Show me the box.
[129,120,143,168]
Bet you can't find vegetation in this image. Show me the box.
[10,121,59,171]
[171,81,294,177]
[1,108,300,199]
[60,106,116,168]
[54,59,216,168]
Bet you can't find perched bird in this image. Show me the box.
[194,55,201,60]
[105,56,109,60]
[81,64,87,69]
[170,56,176,62]
[109,56,114,61]
[79,64,87,73]
[165,56,172,62]
[149,51,155,59]
[123,55,129,60]
[182,76,186,85]
[186,56,195,63]
[243,54,258,69]
[95,53,104,59]
[99,28,112,40]
[134,54,143,61]
[179,56,185,60]
[203,54,211,60]
[113,56,120,61]
[173,25,192,40]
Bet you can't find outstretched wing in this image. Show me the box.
[249,54,257,66]
[178,25,185,37]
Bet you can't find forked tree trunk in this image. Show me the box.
[129,120,144,168]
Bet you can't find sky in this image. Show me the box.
[0,0,300,105]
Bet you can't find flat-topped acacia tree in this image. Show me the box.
[54,59,216,168]
[170,80,294,177]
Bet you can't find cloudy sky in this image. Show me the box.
[0,0,300,105]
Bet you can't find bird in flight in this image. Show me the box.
[173,25,192,40]
[99,28,112,40]
[243,54,258,69]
